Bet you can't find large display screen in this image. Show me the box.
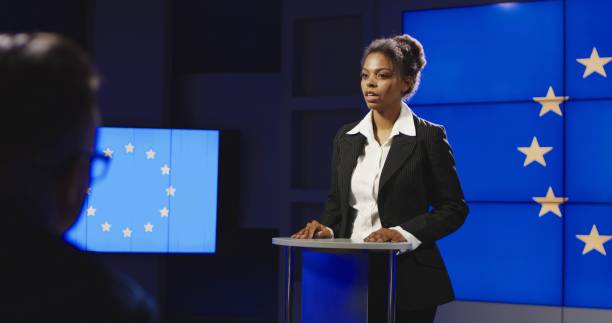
[65,127,220,253]
[404,0,612,309]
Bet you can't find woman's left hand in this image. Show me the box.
[364,228,407,243]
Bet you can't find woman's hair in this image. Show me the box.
[361,34,427,99]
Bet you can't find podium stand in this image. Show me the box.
[273,238,409,323]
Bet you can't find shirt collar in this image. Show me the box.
[346,102,416,141]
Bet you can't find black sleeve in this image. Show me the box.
[319,126,345,235]
[399,125,469,243]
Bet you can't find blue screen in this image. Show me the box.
[403,1,563,104]
[438,203,563,305]
[404,0,612,309]
[565,100,612,203]
[566,0,612,99]
[65,127,219,253]
[565,205,612,308]
[412,103,563,202]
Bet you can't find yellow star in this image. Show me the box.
[160,164,171,175]
[122,227,133,238]
[576,47,612,78]
[124,142,135,153]
[144,222,154,233]
[101,221,111,232]
[146,148,156,160]
[159,207,169,218]
[103,147,114,158]
[532,186,568,218]
[86,205,97,217]
[532,86,568,117]
[517,137,553,167]
[576,225,612,256]
[166,185,176,197]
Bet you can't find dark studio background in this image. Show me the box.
[1,0,528,322]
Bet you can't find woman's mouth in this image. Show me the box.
[364,92,380,102]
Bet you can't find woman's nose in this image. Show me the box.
[367,77,376,87]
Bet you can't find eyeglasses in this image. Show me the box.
[89,151,111,184]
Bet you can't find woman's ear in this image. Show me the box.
[402,78,413,95]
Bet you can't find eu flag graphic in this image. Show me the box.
[404,0,612,309]
[65,127,219,253]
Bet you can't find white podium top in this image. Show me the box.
[272,237,410,251]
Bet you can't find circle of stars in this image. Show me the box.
[89,142,174,240]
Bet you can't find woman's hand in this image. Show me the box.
[291,220,333,239]
[364,228,407,243]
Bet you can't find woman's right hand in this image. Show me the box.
[291,220,333,239]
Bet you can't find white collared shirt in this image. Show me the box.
[325,102,421,251]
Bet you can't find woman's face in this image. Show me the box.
[360,52,409,112]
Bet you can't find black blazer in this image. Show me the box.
[319,112,469,310]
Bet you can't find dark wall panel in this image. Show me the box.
[0,0,91,51]
[291,108,363,189]
[293,15,363,96]
[93,0,167,127]
[172,0,281,74]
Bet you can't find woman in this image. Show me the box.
[291,34,469,323]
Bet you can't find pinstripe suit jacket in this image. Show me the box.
[319,112,469,310]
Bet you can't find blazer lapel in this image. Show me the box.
[379,134,417,191]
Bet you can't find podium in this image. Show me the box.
[273,237,410,323]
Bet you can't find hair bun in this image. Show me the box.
[393,34,426,73]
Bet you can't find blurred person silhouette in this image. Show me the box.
[0,33,157,322]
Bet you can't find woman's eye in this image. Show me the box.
[377,73,390,79]
[360,73,368,79]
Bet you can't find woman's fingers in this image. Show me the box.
[365,233,379,242]
[364,229,396,242]
[304,224,313,239]
[291,220,328,239]
[297,225,405,242]
[305,222,318,239]
[291,228,306,239]
[308,221,324,239]
[317,227,332,238]
[292,220,318,239]
[304,226,312,238]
